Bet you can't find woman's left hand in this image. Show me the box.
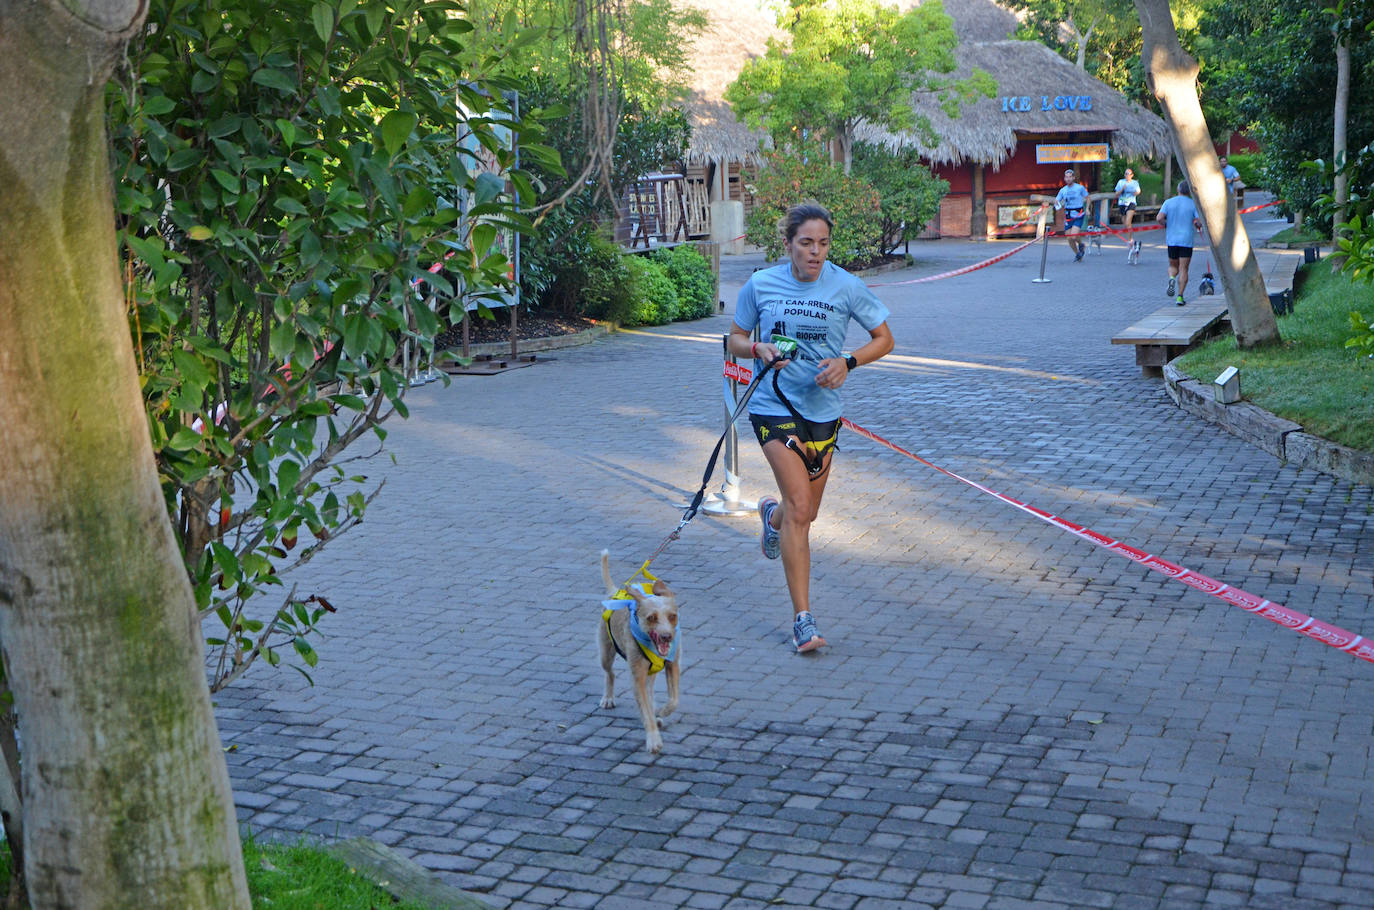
[815,358,849,389]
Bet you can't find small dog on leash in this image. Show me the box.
[598,550,681,753]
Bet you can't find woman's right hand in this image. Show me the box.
[754,342,789,369]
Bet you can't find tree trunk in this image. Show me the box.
[1073,21,1095,69]
[1333,28,1350,240]
[0,2,251,908]
[1134,0,1280,349]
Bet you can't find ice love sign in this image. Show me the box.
[1001,95,1094,112]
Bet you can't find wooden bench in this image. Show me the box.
[1111,299,1230,377]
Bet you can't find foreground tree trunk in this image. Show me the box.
[1134,0,1281,349]
[0,2,251,907]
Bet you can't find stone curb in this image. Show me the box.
[1164,362,1374,486]
[324,837,493,909]
[444,323,613,359]
[1262,240,1332,250]
[852,256,912,277]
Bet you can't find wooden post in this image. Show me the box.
[970,163,987,241]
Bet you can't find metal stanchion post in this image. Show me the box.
[402,292,439,387]
[1032,205,1052,284]
[702,333,757,517]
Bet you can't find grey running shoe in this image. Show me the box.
[1167,276,1176,297]
[793,611,826,653]
[758,496,780,560]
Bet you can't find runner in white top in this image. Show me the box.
[1114,167,1143,259]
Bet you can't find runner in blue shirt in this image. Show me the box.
[1114,167,1142,260]
[1054,169,1091,262]
[729,202,894,653]
[1156,180,1203,305]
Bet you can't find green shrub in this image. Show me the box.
[1224,152,1261,188]
[652,245,716,319]
[523,214,628,319]
[1346,309,1374,358]
[744,150,884,269]
[577,232,635,321]
[620,255,680,326]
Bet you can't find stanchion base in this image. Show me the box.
[1031,278,1053,284]
[701,498,758,517]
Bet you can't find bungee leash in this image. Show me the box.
[769,336,832,479]
[615,337,796,592]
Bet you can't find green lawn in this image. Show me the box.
[0,836,445,910]
[243,838,445,910]
[1264,225,1328,246]
[1172,262,1374,452]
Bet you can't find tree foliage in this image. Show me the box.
[1006,0,1213,115]
[107,0,549,690]
[461,0,703,313]
[744,150,884,267]
[851,142,949,253]
[1200,0,1374,220]
[726,0,994,174]
[516,75,690,313]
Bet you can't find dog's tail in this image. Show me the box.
[601,549,614,597]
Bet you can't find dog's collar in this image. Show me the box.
[601,596,678,674]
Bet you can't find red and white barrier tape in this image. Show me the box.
[867,237,1041,288]
[840,417,1374,666]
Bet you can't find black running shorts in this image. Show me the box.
[749,414,841,458]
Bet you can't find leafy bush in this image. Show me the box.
[537,226,632,322]
[851,143,948,253]
[517,75,692,316]
[652,245,716,319]
[1266,155,1331,228]
[1224,152,1261,188]
[1346,309,1374,359]
[107,0,542,689]
[622,255,680,326]
[520,201,602,316]
[744,151,884,269]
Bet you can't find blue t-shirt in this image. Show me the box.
[734,262,890,422]
[1222,164,1240,184]
[1055,183,1090,213]
[1159,195,1199,247]
[1114,178,1140,206]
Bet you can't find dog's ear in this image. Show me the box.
[624,586,646,605]
[651,579,674,597]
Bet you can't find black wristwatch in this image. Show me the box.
[844,354,858,371]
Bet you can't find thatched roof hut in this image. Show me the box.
[678,0,779,167]
[935,0,1022,42]
[856,38,1172,167]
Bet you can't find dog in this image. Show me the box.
[598,550,681,753]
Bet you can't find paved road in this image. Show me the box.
[217,201,1374,909]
